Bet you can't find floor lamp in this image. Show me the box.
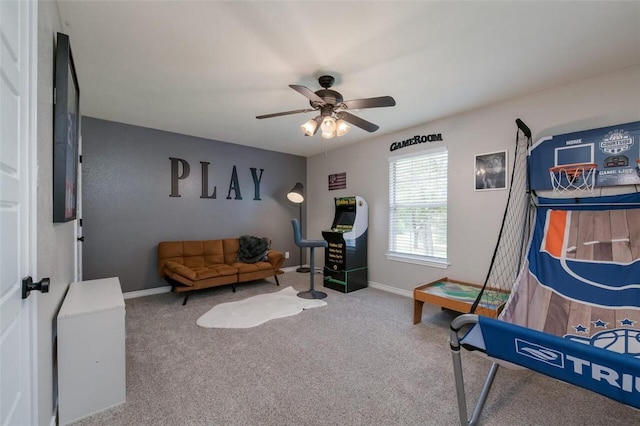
[287,182,310,273]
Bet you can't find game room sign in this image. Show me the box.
[389,133,443,152]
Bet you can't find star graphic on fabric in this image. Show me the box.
[574,324,588,333]
[620,318,635,326]
[592,319,608,328]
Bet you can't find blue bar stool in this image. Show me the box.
[291,219,328,299]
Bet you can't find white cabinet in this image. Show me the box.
[57,277,126,425]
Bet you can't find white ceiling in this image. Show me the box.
[57,1,640,157]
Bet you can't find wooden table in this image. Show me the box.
[413,277,509,323]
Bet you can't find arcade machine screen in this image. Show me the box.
[333,209,355,231]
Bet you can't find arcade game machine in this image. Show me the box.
[322,196,368,293]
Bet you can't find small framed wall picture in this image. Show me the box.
[474,150,508,191]
[328,172,346,190]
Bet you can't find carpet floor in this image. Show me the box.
[72,272,640,425]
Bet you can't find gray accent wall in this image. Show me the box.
[82,117,306,293]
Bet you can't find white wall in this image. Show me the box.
[307,65,640,295]
[36,3,76,424]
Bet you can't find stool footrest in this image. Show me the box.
[297,289,327,299]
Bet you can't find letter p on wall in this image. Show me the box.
[169,157,190,197]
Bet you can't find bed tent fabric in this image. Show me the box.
[450,192,640,425]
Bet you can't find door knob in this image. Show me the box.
[22,276,50,299]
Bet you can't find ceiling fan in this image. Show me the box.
[256,75,396,139]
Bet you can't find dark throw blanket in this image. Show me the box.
[238,235,270,263]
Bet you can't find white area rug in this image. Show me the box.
[196,286,327,328]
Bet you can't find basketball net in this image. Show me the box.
[470,123,534,315]
[549,163,597,194]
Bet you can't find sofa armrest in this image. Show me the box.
[266,250,285,270]
[164,260,197,281]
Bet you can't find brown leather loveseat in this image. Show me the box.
[158,237,285,305]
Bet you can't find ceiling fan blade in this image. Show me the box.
[338,111,380,133]
[339,96,396,110]
[289,85,326,105]
[256,108,315,119]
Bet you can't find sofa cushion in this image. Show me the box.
[232,261,274,274]
[222,239,240,265]
[165,260,237,280]
[183,241,204,256]
[196,264,237,279]
[157,241,185,274]
[180,241,204,269]
[158,241,183,258]
[203,240,225,265]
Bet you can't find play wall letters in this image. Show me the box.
[169,157,264,200]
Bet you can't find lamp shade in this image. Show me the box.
[287,182,304,203]
[321,116,336,132]
[336,119,351,136]
[301,119,318,136]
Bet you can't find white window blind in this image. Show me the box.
[388,148,448,263]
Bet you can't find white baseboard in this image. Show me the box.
[122,275,412,300]
[368,281,413,298]
[123,286,171,299]
[281,265,301,273]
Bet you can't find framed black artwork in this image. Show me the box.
[474,150,508,191]
[53,32,80,222]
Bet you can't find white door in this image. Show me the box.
[0,1,36,425]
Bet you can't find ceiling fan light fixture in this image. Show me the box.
[336,119,351,137]
[321,116,337,134]
[321,130,336,139]
[258,75,395,138]
[301,119,318,136]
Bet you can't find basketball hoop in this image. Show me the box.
[549,163,597,193]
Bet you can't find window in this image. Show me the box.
[388,147,448,267]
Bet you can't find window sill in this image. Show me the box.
[386,253,449,269]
